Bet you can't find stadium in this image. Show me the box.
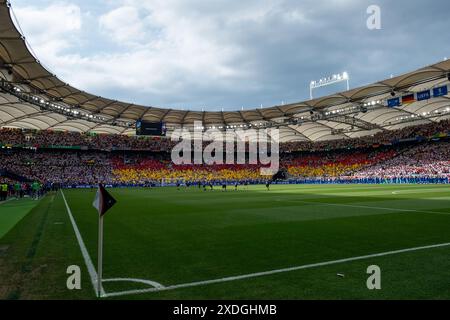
[0,0,450,302]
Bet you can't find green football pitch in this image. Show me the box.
[1,184,450,300]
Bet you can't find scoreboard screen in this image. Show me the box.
[136,120,166,136]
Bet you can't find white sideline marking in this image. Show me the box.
[104,242,450,298]
[292,200,449,215]
[0,198,14,205]
[61,190,105,297]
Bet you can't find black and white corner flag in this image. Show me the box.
[93,184,116,298]
[92,184,116,216]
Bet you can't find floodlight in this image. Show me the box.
[310,72,350,99]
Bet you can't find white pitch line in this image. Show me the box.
[0,198,15,205]
[103,278,165,289]
[104,242,450,298]
[292,200,450,215]
[61,190,105,297]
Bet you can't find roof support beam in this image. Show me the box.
[0,111,53,126]
[255,108,269,121]
[0,101,21,106]
[286,125,311,141]
[114,103,135,119]
[220,111,227,126]
[59,90,83,99]
[323,115,384,131]
[27,74,55,81]
[181,110,189,122]
[161,108,172,122]
[8,60,36,65]
[95,100,118,114]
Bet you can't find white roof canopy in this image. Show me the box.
[0,0,449,141]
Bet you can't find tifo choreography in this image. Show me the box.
[1,123,449,188]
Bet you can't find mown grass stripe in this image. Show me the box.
[104,242,450,298]
[6,196,53,300]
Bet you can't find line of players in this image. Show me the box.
[0,180,43,202]
[175,180,272,191]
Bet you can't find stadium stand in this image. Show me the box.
[0,0,449,196]
[354,141,450,179]
[1,118,449,151]
[1,121,449,188]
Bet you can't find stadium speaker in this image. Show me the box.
[390,90,396,97]
[447,73,450,81]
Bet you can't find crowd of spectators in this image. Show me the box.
[0,119,449,186]
[353,142,450,179]
[1,140,448,185]
[1,150,114,185]
[284,148,397,178]
[0,128,175,151]
[282,119,450,152]
[1,119,449,152]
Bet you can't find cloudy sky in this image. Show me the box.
[10,0,450,111]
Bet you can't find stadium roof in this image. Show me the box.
[0,0,450,141]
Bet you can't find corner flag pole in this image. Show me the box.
[92,184,116,298]
[97,214,104,297]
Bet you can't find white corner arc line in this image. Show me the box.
[61,190,106,297]
[104,242,450,298]
[102,278,165,289]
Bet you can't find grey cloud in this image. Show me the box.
[145,0,450,110]
[13,0,450,111]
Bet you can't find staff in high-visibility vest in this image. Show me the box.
[0,182,8,201]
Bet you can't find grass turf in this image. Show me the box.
[0,198,39,239]
[1,184,450,299]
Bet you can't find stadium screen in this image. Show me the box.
[136,120,167,136]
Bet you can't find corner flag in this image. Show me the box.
[92,184,116,298]
[92,184,116,216]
